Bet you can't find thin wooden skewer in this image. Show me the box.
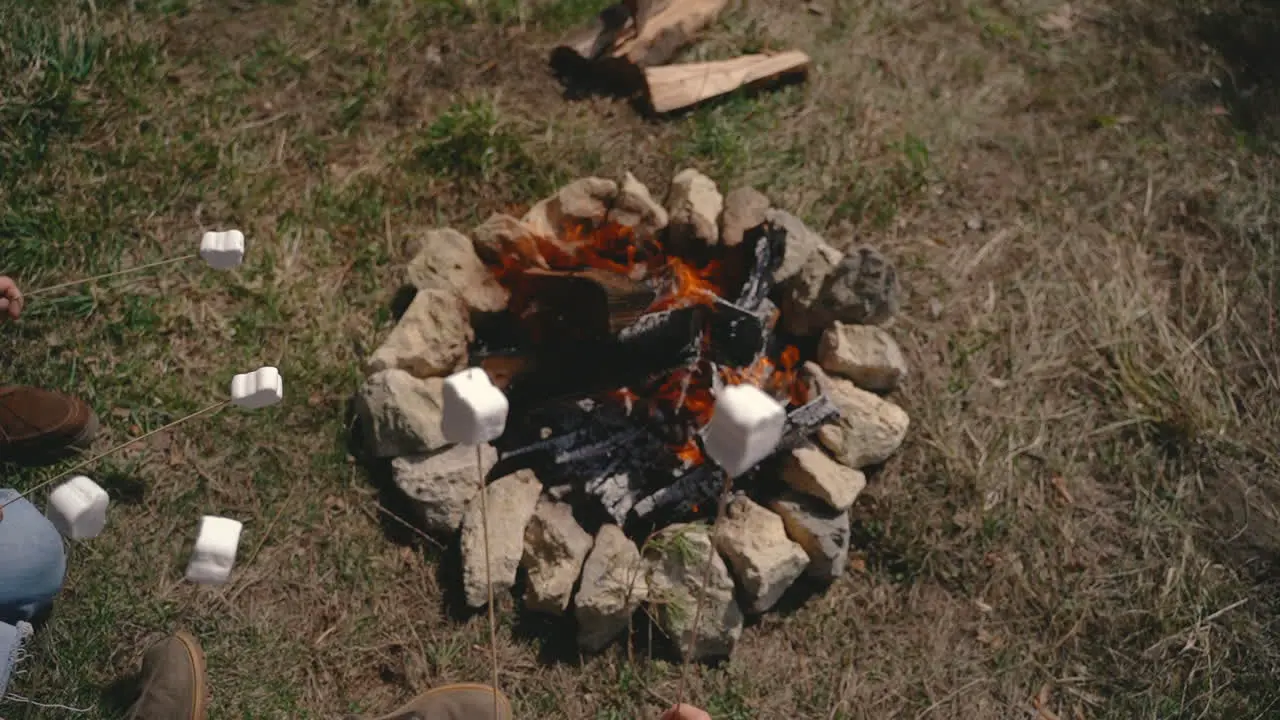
[476,443,501,719]
[675,467,733,709]
[26,254,198,296]
[0,399,230,510]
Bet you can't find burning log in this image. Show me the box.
[643,51,812,114]
[778,394,841,450]
[517,267,657,339]
[733,220,788,312]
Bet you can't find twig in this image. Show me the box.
[914,678,990,719]
[477,444,501,720]
[367,502,446,551]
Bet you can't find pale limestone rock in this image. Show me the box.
[365,289,472,379]
[666,168,723,249]
[805,363,909,468]
[719,187,770,248]
[405,228,508,313]
[523,177,619,237]
[778,239,843,336]
[472,212,548,267]
[817,322,908,392]
[713,496,809,614]
[608,172,668,241]
[392,443,497,535]
[575,524,648,652]
[521,498,593,615]
[769,492,851,581]
[644,523,743,661]
[781,444,867,512]
[459,470,542,608]
[355,370,448,458]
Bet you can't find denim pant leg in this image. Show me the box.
[0,488,67,625]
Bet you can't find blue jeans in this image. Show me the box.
[0,488,67,625]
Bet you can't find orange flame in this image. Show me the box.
[487,216,811,467]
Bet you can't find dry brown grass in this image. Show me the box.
[2,0,1279,717]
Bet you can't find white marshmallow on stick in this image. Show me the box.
[231,366,284,410]
[199,229,246,270]
[702,384,787,478]
[45,475,110,540]
[185,515,244,585]
[441,368,509,445]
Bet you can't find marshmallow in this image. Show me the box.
[441,367,509,445]
[702,384,787,478]
[199,229,246,270]
[230,366,283,409]
[45,475,109,540]
[185,515,243,585]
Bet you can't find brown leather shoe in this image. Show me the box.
[350,683,513,720]
[0,386,98,466]
[126,632,208,720]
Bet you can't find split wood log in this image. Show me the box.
[551,0,728,92]
[644,51,812,114]
[520,267,657,335]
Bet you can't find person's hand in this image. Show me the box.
[0,276,24,322]
[661,704,711,720]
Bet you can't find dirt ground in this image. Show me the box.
[2,0,1279,718]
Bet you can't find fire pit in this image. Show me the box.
[354,170,911,660]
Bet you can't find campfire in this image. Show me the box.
[355,171,910,660]
[473,211,841,535]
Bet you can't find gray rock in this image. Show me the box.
[365,289,472,379]
[459,470,543,608]
[769,492,851,580]
[820,246,901,326]
[392,443,497,535]
[521,498,593,615]
[713,496,809,614]
[817,322,908,392]
[575,524,648,652]
[766,208,825,285]
[355,370,449,458]
[644,523,743,661]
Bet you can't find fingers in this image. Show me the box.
[0,276,22,321]
[661,704,712,720]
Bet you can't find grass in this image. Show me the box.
[3,0,1280,717]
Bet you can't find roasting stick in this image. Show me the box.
[25,229,246,297]
[675,384,787,711]
[441,367,511,719]
[26,255,197,296]
[0,367,283,511]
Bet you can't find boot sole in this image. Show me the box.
[173,631,209,720]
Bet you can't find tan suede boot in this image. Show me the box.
[0,386,98,466]
[125,632,208,720]
[351,684,513,720]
